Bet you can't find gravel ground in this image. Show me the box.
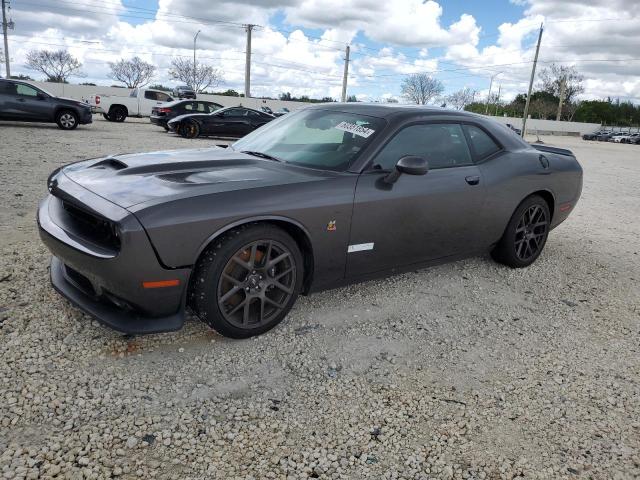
[0,116,639,479]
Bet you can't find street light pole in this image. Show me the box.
[484,71,502,115]
[193,30,201,92]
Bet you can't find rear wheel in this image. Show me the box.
[190,224,303,338]
[56,110,78,130]
[181,120,200,138]
[491,195,550,268]
[109,106,127,122]
[102,113,111,121]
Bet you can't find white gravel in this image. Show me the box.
[1,117,639,479]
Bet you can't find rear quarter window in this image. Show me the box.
[465,125,501,160]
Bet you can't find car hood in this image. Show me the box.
[56,97,90,108]
[60,147,337,209]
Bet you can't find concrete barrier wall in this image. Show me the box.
[26,81,309,112]
[488,115,602,136]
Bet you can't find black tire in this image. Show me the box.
[491,195,551,268]
[56,110,78,130]
[163,125,170,132]
[181,120,200,138]
[109,106,127,122]
[102,113,111,121]
[190,224,304,339]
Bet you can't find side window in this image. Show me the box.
[373,123,473,170]
[207,103,221,113]
[222,108,243,117]
[16,84,39,97]
[246,110,261,118]
[156,92,171,102]
[183,102,195,111]
[465,125,501,160]
[195,102,208,112]
[144,90,157,100]
[0,82,18,94]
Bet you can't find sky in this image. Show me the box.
[4,0,640,103]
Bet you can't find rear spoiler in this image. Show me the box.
[531,144,574,157]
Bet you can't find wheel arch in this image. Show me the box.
[529,189,555,221]
[189,216,315,295]
[54,106,78,120]
[108,104,128,116]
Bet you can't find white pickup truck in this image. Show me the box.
[89,88,174,122]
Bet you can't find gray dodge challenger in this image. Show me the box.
[38,104,583,338]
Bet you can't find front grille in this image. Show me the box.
[61,201,121,251]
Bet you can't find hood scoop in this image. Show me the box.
[91,158,128,170]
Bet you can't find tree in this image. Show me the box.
[346,94,358,102]
[168,57,222,93]
[215,89,241,97]
[538,63,584,104]
[279,92,292,101]
[446,87,476,110]
[26,49,83,83]
[108,56,155,89]
[401,73,444,105]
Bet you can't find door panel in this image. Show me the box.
[346,122,487,278]
[346,166,485,277]
[11,84,53,121]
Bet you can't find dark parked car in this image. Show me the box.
[38,104,582,338]
[595,131,614,142]
[172,85,196,99]
[150,100,223,130]
[0,79,92,130]
[168,106,275,139]
[582,130,604,140]
[273,107,290,117]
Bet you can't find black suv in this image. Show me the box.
[172,86,197,99]
[0,79,93,129]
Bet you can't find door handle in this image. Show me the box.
[465,175,480,185]
[17,98,26,102]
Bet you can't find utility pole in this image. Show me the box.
[484,71,502,115]
[193,30,201,92]
[341,44,350,102]
[494,84,501,116]
[2,0,11,78]
[244,24,255,98]
[556,76,566,121]
[521,23,544,138]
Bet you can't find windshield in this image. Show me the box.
[232,109,385,171]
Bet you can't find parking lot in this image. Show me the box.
[1,116,639,479]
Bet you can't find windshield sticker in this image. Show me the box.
[334,121,375,138]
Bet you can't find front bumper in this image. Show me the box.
[150,116,167,127]
[79,109,93,124]
[37,180,191,334]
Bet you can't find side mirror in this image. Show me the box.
[37,92,47,100]
[384,155,429,184]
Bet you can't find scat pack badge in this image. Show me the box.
[326,220,337,232]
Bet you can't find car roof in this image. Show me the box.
[304,102,490,122]
[163,99,221,107]
[219,106,272,115]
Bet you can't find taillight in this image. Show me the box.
[158,107,171,113]
[95,95,100,105]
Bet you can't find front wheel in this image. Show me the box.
[491,195,550,268]
[56,110,78,130]
[190,224,304,338]
[181,120,200,138]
